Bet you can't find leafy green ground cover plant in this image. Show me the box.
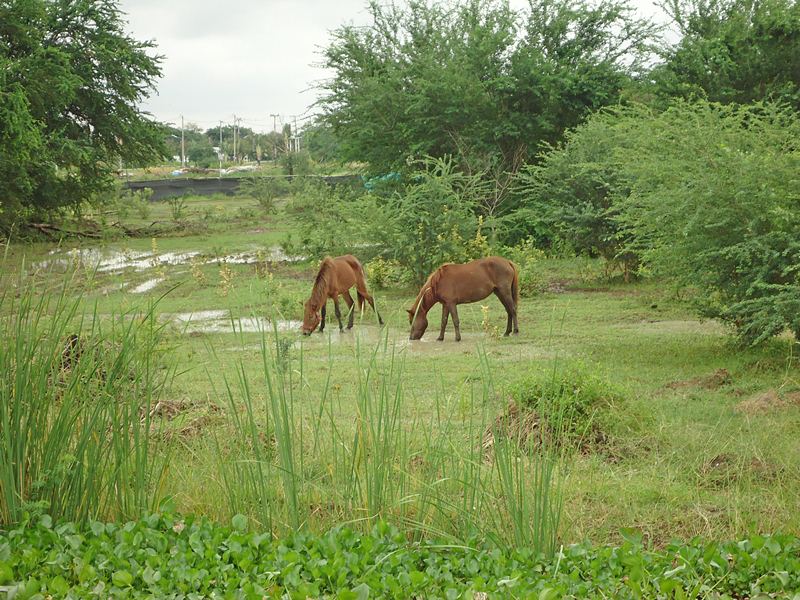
[1,514,798,599]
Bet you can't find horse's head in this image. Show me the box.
[301,300,321,335]
[407,308,428,340]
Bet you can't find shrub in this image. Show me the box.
[284,157,495,284]
[240,176,290,214]
[613,101,800,344]
[515,112,637,276]
[133,189,152,219]
[381,157,491,284]
[503,237,545,297]
[494,364,627,451]
[365,257,408,290]
[285,179,383,259]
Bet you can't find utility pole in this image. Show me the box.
[218,120,223,177]
[180,114,185,166]
[293,115,299,153]
[270,113,279,159]
[232,114,237,163]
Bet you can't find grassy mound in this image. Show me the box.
[485,364,630,454]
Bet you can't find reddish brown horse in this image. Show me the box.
[302,255,383,335]
[408,256,519,341]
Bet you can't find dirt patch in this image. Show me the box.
[734,388,800,415]
[545,280,569,294]
[666,368,732,390]
[700,453,783,488]
[145,398,221,420]
[482,402,543,454]
[785,391,800,405]
[165,415,216,440]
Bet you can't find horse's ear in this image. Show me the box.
[406,309,414,317]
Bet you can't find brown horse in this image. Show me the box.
[302,255,383,335]
[408,256,519,341]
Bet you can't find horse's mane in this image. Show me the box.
[411,263,449,313]
[309,257,335,310]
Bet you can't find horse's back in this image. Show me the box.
[330,254,365,292]
[478,256,516,281]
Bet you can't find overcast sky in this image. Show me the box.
[118,0,672,133]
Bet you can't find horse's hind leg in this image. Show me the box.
[437,304,450,341]
[450,304,462,342]
[333,296,344,332]
[343,291,355,330]
[494,289,517,336]
[358,288,384,325]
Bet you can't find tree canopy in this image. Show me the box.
[0,0,165,227]
[318,0,659,177]
[652,0,800,110]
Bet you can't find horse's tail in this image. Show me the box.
[511,261,519,306]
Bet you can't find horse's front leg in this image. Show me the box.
[319,303,326,333]
[333,296,344,332]
[450,304,462,342]
[437,304,450,341]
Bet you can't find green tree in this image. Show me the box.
[652,0,800,110]
[0,0,166,228]
[319,0,657,185]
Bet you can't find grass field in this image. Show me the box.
[2,191,799,550]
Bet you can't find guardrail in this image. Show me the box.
[123,175,360,201]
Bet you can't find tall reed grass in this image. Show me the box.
[0,281,175,524]
[215,324,568,555]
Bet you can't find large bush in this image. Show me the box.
[614,101,800,343]
[515,115,637,276]
[378,157,491,284]
[519,100,800,343]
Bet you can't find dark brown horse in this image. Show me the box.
[302,255,383,335]
[408,256,519,341]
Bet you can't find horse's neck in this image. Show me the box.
[415,289,436,316]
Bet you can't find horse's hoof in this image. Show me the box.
[436,337,444,342]
[504,332,510,337]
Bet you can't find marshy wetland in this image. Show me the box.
[3,190,798,550]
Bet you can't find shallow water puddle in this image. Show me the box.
[162,310,302,334]
[130,278,165,294]
[212,247,305,264]
[36,247,200,273]
[36,245,302,274]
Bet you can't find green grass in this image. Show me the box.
[2,192,799,549]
